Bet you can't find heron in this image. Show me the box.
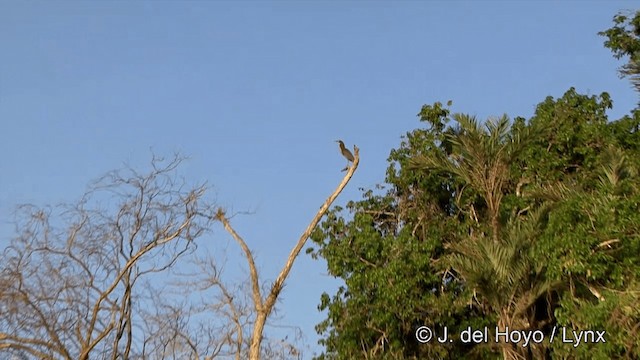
[336,140,354,168]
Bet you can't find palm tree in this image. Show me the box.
[411,113,532,243]
[446,204,561,360]
[411,114,558,359]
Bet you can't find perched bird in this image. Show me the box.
[336,140,354,169]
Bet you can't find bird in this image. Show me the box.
[336,140,354,169]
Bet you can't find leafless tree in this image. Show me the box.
[1,146,359,360]
[0,155,213,359]
[143,145,360,360]
[212,146,360,360]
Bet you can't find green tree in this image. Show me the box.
[310,102,482,359]
[310,87,640,359]
[600,10,640,94]
[308,11,640,359]
[410,113,564,360]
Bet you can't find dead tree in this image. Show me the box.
[211,146,360,360]
[1,145,359,360]
[0,155,213,359]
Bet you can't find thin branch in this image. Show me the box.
[215,211,264,313]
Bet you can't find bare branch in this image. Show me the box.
[0,155,213,359]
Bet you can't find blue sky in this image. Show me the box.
[1,1,638,357]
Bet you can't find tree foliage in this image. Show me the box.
[309,13,640,358]
[600,10,640,94]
